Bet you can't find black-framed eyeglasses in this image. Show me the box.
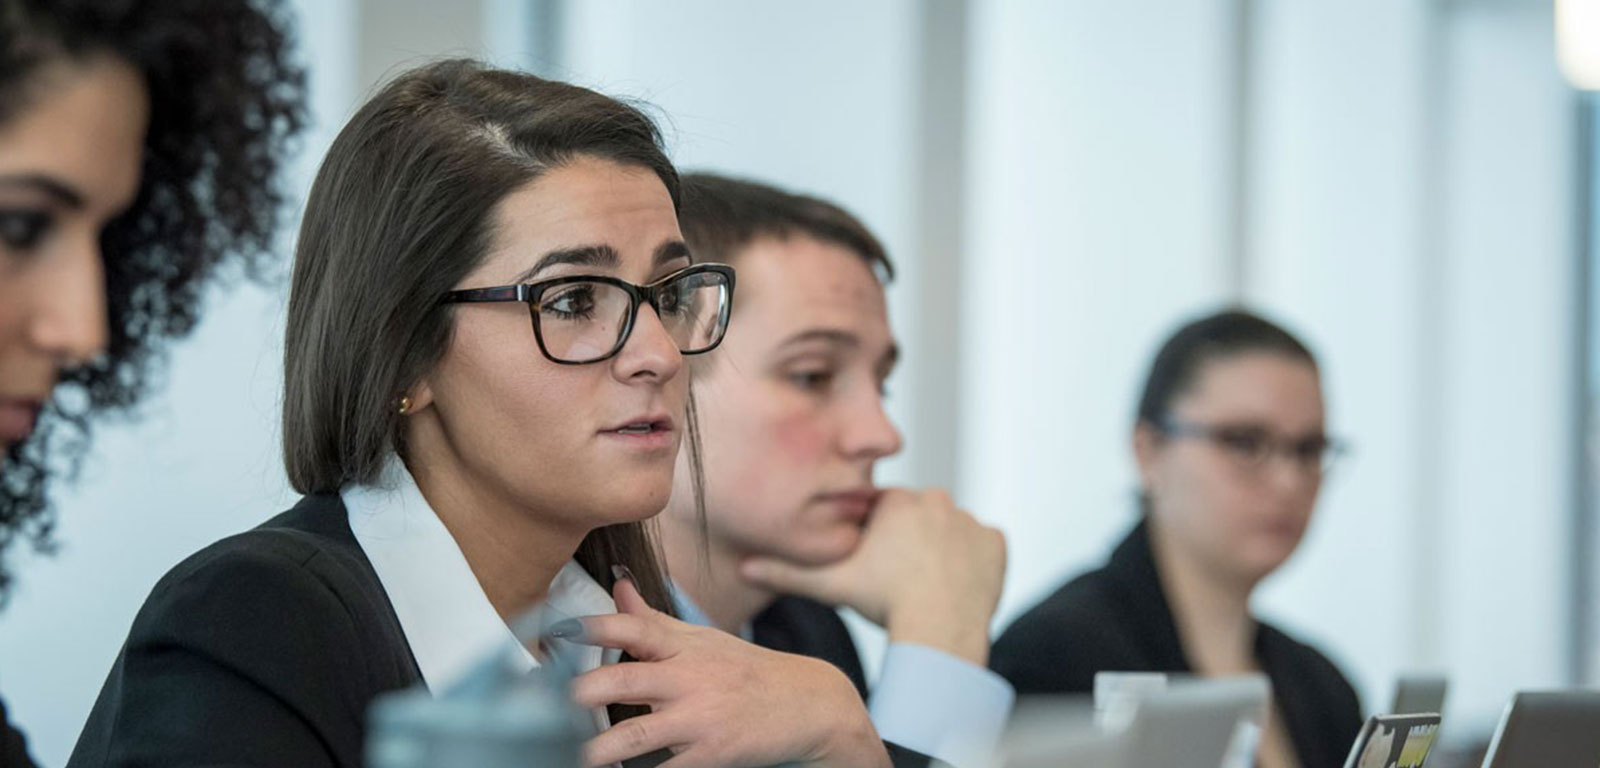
[440,263,735,365]
[1158,419,1348,476]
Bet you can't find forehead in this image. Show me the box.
[732,235,889,337]
[1175,352,1325,428]
[0,57,147,205]
[479,156,680,279]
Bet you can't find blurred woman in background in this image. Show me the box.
[0,1,305,763]
[991,309,1363,768]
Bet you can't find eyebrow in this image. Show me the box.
[513,239,692,284]
[0,174,86,209]
[779,329,860,351]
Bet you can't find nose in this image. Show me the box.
[610,303,683,384]
[839,385,903,463]
[26,234,109,367]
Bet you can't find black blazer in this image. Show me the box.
[989,519,1363,768]
[70,494,928,768]
[69,494,418,767]
[0,697,36,768]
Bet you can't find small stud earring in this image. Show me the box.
[397,396,412,415]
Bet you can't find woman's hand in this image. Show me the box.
[567,576,892,768]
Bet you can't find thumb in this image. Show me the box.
[739,556,843,604]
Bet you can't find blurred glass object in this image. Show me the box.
[365,606,590,768]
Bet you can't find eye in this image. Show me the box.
[0,209,53,252]
[1294,436,1331,464]
[656,280,686,315]
[541,283,599,319]
[1214,427,1269,459]
[788,368,836,393]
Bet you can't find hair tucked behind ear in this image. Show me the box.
[282,59,694,626]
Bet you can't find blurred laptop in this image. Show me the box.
[999,695,1123,768]
[1390,675,1447,717]
[1122,676,1270,768]
[1481,690,1600,768]
[1000,675,1270,768]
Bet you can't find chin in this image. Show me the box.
[1236,544,1298,581]
[597,475,675,524]
[777,525,863,566]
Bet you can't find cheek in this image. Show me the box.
[701,391,839,544]
[708,403,826,505]
[772,406,830,463]
[436,322,592,473]
[1163,458,1252,533]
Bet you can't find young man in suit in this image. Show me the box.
[661,174,1014,768]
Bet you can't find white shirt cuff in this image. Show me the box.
[868,642,1016,768]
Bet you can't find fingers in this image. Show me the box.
[584,712,685,767]
[611,572,654,616]
[571,661,675,709]
[564,612,675,660]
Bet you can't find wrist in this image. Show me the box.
[810,665,891,768]
[885,606,993,667]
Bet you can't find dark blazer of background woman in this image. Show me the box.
[989,520,1363,768]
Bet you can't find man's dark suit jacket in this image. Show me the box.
[988,519,1363,768]
[68,493,933,768]
[1,698,36,768]
[753,598,946,768]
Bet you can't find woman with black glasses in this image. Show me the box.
[70,59,908,768]
[991,309,1362,768]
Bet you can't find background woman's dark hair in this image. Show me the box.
[677,172,895,282]
[1135,308,1319,429]
[1133,309,1320,515]
[282,59,686,624]
[0,0,306,600]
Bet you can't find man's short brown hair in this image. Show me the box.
[678,172,895,281]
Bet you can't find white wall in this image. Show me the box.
[961,0,1238,627]
[1434,0,1577,733]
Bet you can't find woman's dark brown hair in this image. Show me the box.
[1135,308,1319,429]
[282,58,685,616]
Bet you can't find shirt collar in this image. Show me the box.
[342,458,621,694]
[670,581,754,642]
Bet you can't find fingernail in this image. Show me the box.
[545,618,585,640]
[611,564,635,583]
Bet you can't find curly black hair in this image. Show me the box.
[0,0,307,601]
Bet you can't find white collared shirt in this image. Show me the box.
[342,458,621,733]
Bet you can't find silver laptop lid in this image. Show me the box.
[1481,690,1600,768]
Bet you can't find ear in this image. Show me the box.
[402,378,436,415]
[1132,422,1165,492]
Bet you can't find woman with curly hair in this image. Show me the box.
[0,0,305,763]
